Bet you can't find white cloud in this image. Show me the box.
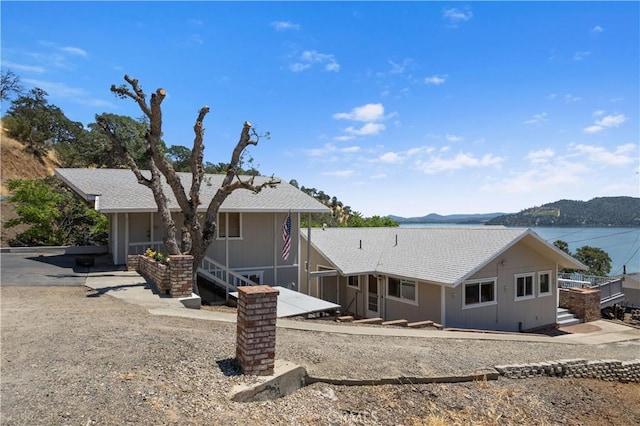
[1,61,45,74]
[445,134,463,142]
[425,74,448,85]
[526,149,555,164]
[388,58,414,75]
[334,103,385,122]
[379,152,402,164]
[323,170,355,178]
[591,25,604,33]
[443,8,473,23]
[188,18,204,26]
[290,62,311,72]
[573,50,591,61]
[290,50,339,72]
[564,94,581,103]
[23,79,88,97]
[548,93,558,100]
[341,146,361,153]
[416,152,504,174]
[583,113,627,133]
[60,46,87,57]
[592,110,605,117]
[523,112,548,125]
[333,135,355,142]
[271,21,300,31]
[345,122,386,136]
[572,143,636,166]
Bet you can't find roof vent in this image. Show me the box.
[359,239,362,250]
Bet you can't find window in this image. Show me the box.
[217,213,241,239]
[347,275,360,289]
[538,271,552,296]
[515,273,534,300]
[387,277,417,304]
[463,278,496,308]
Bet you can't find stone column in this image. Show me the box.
[236,286,279,375]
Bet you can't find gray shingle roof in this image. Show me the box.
[55,168,330,214]
[303,227,586,287]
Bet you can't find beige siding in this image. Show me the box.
[445,239,558,332]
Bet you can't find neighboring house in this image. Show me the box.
[55,168,330,289]
[623,272,640,308]
[301,227,587,332]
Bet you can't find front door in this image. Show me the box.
[367,275,380,317]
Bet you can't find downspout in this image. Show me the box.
[306,212,311,295]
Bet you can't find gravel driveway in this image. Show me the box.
[2,282,640,425]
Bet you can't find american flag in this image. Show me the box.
[282,212,292,261]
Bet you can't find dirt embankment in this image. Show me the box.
[0,123,60,245]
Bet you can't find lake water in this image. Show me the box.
[399,224,640,275]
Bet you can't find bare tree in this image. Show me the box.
[1,69,24,101]
[97,75,278,294]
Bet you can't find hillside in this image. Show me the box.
[389,212,506,224]
[486,197,640,227]
[1,122,60,245]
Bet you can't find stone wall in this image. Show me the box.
[236,285,279,376]
[132,254,193,298]
[495,358,640,382]
[559,287,601,322]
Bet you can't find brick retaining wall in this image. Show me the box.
[495,358,640,382]
[130,254,193,298]
[559,288,601,322]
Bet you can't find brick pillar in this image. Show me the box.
[236,286,279,375]
[126,254,140,271]
[168,255,193,298]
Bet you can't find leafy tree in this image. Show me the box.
[166,145,192,172]
[574,246,612,276]
[1,69,23,101]
[553,240,570,254]
[4,87,83,157]
[58,114,160,169]
[97,75,278,295]
[5,177,108,247]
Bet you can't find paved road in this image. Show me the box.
[1,251,90,286]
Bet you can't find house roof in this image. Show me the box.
[55,168,330,214]
[302,227,587,287]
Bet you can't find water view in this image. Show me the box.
[399,224,640,275]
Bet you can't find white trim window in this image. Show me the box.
[515,273,535,301]
[387,277,417,305]
[217,212,242,239]
[347,275,360,290]
[463,278,497,309]
[538,270,552,297]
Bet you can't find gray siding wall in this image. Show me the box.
[384,280,441,323]
[115,211,300,287]
[445,241,558,332]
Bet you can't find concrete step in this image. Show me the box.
[407,320,433,328]
[557,308,581,326]
[352,317,383,325]
[381,319,408,327]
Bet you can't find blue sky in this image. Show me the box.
[2,1,638,217]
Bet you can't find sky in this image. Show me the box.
[1,1,639,217]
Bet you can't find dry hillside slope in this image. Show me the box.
[0,122,60,245]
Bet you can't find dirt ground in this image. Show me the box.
[2,285,639,425]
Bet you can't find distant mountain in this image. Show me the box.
[389,212,508,224]
[486,197,640,227]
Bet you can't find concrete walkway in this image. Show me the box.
[85,269,640,346]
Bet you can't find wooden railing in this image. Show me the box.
[557,273,625,308]
[198,256,257,299]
